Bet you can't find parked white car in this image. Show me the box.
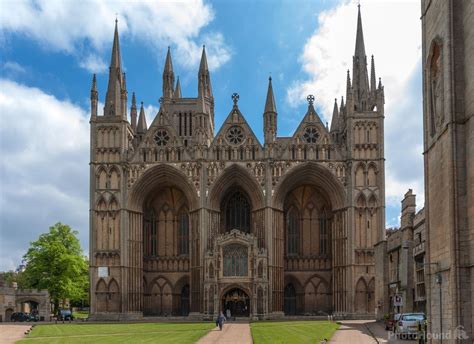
[395,313,426,338]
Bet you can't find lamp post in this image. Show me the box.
[435,272,442,344]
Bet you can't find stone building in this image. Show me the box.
[421,0,473,342]
[89,7,386,320]
[384,190,426,315]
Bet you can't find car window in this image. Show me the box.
[402,314,425,321]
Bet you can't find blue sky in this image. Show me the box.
[0,0,423,270]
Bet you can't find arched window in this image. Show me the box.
[224,190,251,233]
[286,207,300,255]
[181,285,190,316]
[144,208,157,257]
[178,210,189,255]
[284,284,296,315]
[223,244,248,276]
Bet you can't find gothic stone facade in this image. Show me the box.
[421,0,473,342]
[89,8,386,320]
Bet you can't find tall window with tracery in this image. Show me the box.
[224,190,251,233]
[223,244,248,276]
[178,210,189,255]
[144,209,157,256]
[286,207,300,255]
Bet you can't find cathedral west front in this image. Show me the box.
[89,7,387,320]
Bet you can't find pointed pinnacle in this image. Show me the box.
[137,101,147,133]
[110,19,121,69]
[164,46,173,73]
[91,74,97,91]
[174,76,182,98]
[131,92,136,107]
[354,4,366,58]
[264,76,277,113]
[199,45,209,73]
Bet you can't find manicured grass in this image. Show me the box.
[73,311,89,319]
[17,322,214,344]
[251,320,339,344]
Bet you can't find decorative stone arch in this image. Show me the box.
[355,277,369,313]
[96,166,108,189]
[108,165,121,189]
[367,278,375,314]
[127,164,199,212]
[146,276,173,316]
[367,162,378,186]
[220,283,252,299]
[95,279,108,312]
[208,163,265,211]
[284,274,304,315]
[96,196,107,211]
[108,278,120,313]
[354,162,366,187]
[273,162,346,211]
[173,275,190,316]
[303,274,331,314]
[4,308,14,322]
[427,36,444,136]
[355,192,367,208]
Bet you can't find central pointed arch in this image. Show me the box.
[208,164,264,211]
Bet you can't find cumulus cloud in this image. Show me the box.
[0,0,231,72]
[287,0,424,224]
[0,79,90,270]
[79,54,108,74]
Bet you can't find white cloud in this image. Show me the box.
[2,61,26,75]
[0,79,90,270]
[287,0,424,224]
[79,54,107,74]
[0,0,231,72]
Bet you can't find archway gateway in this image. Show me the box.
[222,288,250,317]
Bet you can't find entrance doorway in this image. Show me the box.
[222,288,250,317]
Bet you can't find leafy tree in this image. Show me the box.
[22,222,89,314]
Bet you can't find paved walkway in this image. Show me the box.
[330,320,416,344]
[197,322,252,344]
[0,324,31,344]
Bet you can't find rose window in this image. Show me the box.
[226,126,244,145]
[154,129,170,146]
[303,127,319,143]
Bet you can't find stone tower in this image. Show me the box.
[89,6,386,320]
[421,0,473,342]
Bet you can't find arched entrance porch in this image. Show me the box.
[222,288,250,317]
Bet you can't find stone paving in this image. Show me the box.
[0,324,31,344]
[196,322,252,344]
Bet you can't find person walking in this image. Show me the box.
[217,311,227,331]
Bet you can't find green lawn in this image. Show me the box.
[251,320,339,344]
[17,322,214,344]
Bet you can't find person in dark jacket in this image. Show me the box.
[217,311,227,331]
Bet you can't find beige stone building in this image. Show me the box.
[89,7,386,320]
[421,0,473,342]
[384,190,426,315]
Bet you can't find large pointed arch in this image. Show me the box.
[208,163,264,210]
[273,162,346,211]
[127,164,199,212]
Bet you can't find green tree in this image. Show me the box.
[22,222,89,314]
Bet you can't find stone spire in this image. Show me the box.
[90,73,98,119]
[330,98,339,132]
[264,76,277,113]
[352,4,370,111]
[174,76,182,98]
[370,55,376,93]
[264,76,277,144]
[137,102,147,134]
[346,69,352,99]
[130,92,137,132]
[198,45,213,99]
[104,19,125,118]
[162,47,175,99]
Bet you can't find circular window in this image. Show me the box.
[226,126,244,145]
[303,127,319,143]
[154,129,170,146]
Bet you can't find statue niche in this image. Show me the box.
[429,40,444,136]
